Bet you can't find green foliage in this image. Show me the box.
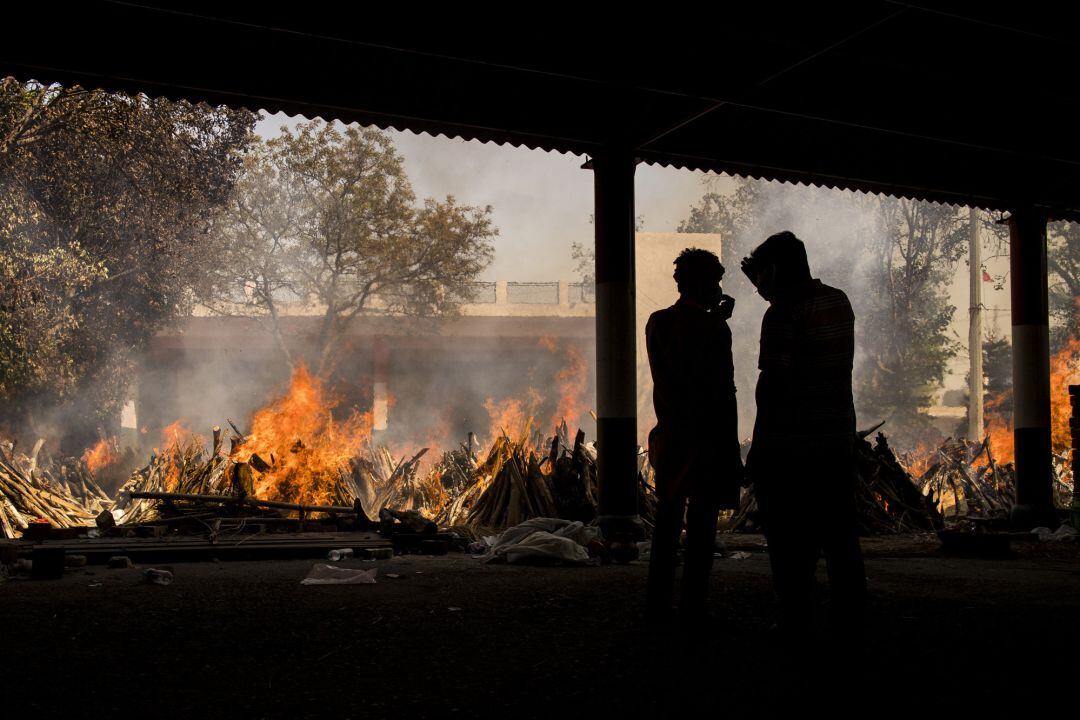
[954,332,1013,438]
[1048,220,1080,352]
[0,238,105,409]
[0,78,255,447]
[204,120,496,373]
[854,199,966,446]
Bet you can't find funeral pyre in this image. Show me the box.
[4,333,1077,540]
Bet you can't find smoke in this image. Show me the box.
[129,317,597,466]
[703,177,888,437]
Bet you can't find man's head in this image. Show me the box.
[673,247,724,305]
[740,230,811,301]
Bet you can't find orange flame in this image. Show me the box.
[980,334,1080,467]
[233,364,373,506]
[147,421,202,493]
[903,441,936,479]
[159,420,197,452]
[549,342,588,431]
[387,412,452,474]
[483,388,543,445]
[82,437,119,474]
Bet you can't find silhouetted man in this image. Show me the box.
[742,231,866,638]
[645,248,742,621]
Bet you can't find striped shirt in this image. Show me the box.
[754,279,855,446]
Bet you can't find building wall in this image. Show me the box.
[140,230,720,448]
[635,232,723,439]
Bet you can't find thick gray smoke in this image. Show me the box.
[703,177,888,437]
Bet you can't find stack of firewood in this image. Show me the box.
[466,430,559,528]
[908,437,1014,519]
[855,432,943,533]
[724,426,944,535]
[54,458,114,515]
[354,446,443,517]
[0,441,100,538]
[113,430,231,525]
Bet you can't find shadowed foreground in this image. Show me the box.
[3,536,1077,718]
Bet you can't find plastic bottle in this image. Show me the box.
[327,548,354,562]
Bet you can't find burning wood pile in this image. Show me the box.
[111,428,231,525]
[0,440,110,539]
[724,424,945,535]
[902,437,1073,522]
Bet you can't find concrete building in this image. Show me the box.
[135,233,720,448]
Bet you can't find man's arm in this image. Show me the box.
[754,304,797,438]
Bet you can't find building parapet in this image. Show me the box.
[192,279,596,319]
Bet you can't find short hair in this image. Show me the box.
[750,231,810,285]
[673,247,724,285]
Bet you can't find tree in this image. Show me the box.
[1047,220,1080,351]
[0,78,256,449]
[855,199,966,446]
[0,238,105,416]
[204,120,497,373]
[955,331,1013,437]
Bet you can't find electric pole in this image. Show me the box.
[968,206,984,441]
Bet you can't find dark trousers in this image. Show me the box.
[646,485,720,617]
[756,446,866,632]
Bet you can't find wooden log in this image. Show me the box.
[249,453,272,473]
[126,491,357,515]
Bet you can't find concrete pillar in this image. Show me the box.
[591,150,642,539]
[495,280,508,306]
[1008,207,1056,528]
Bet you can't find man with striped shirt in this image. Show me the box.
[742,231,866,640]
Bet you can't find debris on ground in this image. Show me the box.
[300,564,377,585]
[476,518,601,566]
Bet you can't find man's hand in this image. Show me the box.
[716,294,735,320]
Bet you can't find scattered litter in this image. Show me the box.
[385,573,407,580]
[143,568,174,585]
[726,551,752,560]
[301,564,377,585]
[1032,525,1078,542]
[88,582,103,588]
[327,548,354,561]
[447,607,462,612]
[481,518,601,566]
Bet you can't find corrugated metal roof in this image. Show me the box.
[4,1,1079,218]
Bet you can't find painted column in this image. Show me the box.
[1008,207,1055,528]
[591,150,642,538]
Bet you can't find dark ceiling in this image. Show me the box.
[4,2,1078,217]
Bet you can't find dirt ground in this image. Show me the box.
[2,534,1078,719]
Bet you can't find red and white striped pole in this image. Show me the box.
[1008,207,1056,528]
